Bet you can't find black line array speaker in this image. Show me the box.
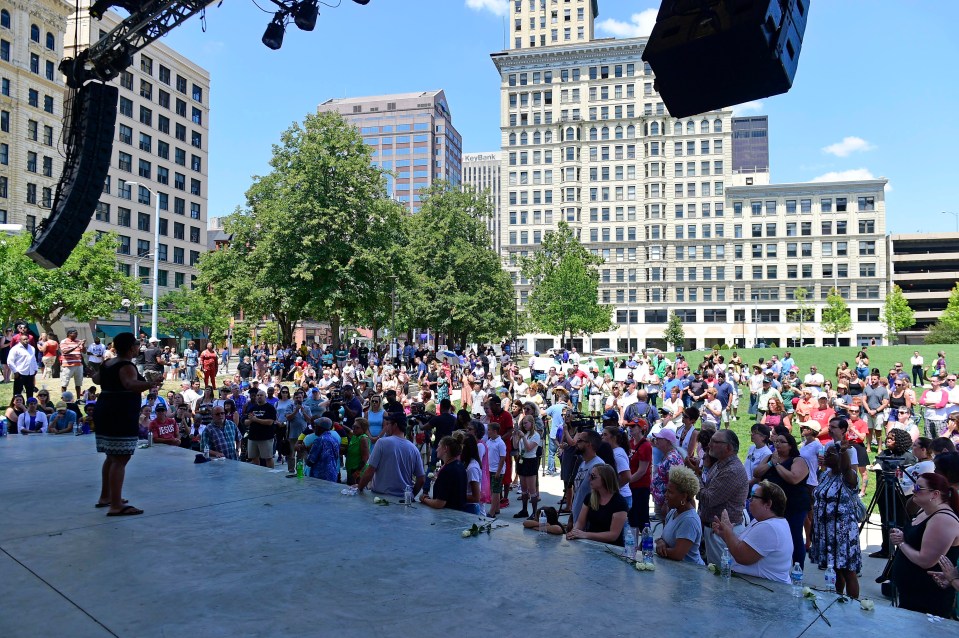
[27,82,118,268]
[642,0,810,118]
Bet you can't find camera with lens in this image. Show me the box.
[326,381,344,413]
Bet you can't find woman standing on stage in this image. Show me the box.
[93,332,156,516]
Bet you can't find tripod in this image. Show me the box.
[862,469,911,597]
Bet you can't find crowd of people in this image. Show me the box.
[5,331,959,618]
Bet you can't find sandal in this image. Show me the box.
[106,505,144,516]
[95,499,128,508]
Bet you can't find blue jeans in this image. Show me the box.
[547,437,557,473]
[786,508,809,568]
[748,393,758,415]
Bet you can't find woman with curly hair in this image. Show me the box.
[871,427,918,559]
[655,465,704,563]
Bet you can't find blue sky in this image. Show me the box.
[158,1,958,233]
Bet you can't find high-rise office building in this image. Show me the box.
[0,0,73,231]
[510,0,598,50]
[732,116,769,174]
[461,152,502,251]
[492,5,889,352]
[317,90,462,212]
[66,2,210,299]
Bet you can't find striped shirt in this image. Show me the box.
[59,337,84,367]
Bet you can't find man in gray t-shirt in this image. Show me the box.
[358,413,425,498]
[862,374,889,446]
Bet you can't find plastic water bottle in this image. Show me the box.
[295,458,304,478]
[824,562,836,588]
[147,431,153,447]
[641,525,654,563]
[623,526,636,559]
[790,562,804,597]
[404,485,413,506]
[539,509,548,534]
[720,547,732,580]
[203,445,210,460]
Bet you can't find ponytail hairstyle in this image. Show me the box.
[920,472,959,515]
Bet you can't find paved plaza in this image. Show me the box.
[1,435,952,637]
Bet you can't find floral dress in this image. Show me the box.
[652,449,685,508]
[810,469,862,571]
[437,376,450,402]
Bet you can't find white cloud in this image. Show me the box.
[465,0,509,17]
[731,100,764,115]
[821,136,875,158]
[596,9,657,38]
[810,168,891,191]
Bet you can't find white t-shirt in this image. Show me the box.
[804,373,825,396]
[520,432,541,458]
[799,439,823,487]
[662,397,684,429]
[86,343,106,363]
[487,436,507,475]
[612,446,632,499]
[466,458,482,486]
[731,517,793,584]
[744,444,773,482]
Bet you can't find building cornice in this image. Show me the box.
[727,179,888,197]
[491,37,647,73]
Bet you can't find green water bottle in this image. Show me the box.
[296,458,304,478]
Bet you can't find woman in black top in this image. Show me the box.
[890,472,959,617]
[420,436,468,512]
[755,431,811,567]
[567,463,628,546]
[93,332,155,516]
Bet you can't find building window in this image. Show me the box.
[137,212,150,231]
[173,222,184,240]
[139,106,152,126]
[137,239,150,256]
[117,235,131,255]
[191,107,202,125]
[119,97,133,117]
[95,202,110,222]
[138,159,151,179]
[0,10,9,29]
[176,75,187,93]
[0,40,8,62]
[159,65,170,85]
[174,197,185,216]
[192,84,203,103]
[118,152,132,172]
[141,55,153,75]
[190,202,201,219]
[117,207,131,227]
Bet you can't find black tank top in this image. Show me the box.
[888,393,907,411]
[891,508,959,616]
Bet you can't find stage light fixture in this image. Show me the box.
[293,1,318,31]
[262,13,285,50]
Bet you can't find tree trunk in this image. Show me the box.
[371,319,379,347]
[330,314,341,353]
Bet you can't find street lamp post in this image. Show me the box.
[127,182,161,340]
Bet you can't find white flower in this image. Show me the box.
[802,587,816,599]
[706,563,719,574]
[462,530,473,538]
[634,561,656,571]
[428,472,436,480]
[859,599,875,611]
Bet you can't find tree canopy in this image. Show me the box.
[0,232,141,334]
[520,221,610,348]
[157,286,230,345]
[821,289,852,346]
[196,110,406,347]
[401,183,514,347]
[882,285,915,344]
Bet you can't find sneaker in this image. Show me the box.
[500,498,510,508]
[512,510,530,519]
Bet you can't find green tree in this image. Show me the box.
[821,289,853,346]
[520,222,611,349]
[882,285,915,344]
[197,111,404,348]
[939,284,959,329]
[663,311,685,351]
[925,321,959,344]
[157,286,230,345]
[402,183,514,347]
[0,232,141,334]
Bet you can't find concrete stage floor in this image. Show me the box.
[0,435,953,638]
